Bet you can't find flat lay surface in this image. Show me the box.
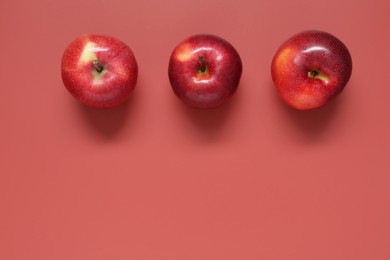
[1,0,389,259]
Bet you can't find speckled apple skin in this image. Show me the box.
[61,34,138,108]
[271,30,352,110]
[168,34,242,109]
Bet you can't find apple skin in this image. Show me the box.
[271,30,352,110]
[61,34,138,108]
[168,34,242,109]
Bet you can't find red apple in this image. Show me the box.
[61,34,138,108]
[271,30,352,110]
[168,34,242,109]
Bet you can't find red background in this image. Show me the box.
[1,0,390,259]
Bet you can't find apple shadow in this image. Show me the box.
[76,88,140,139]
[174,85,243,141]
[270,81,345,140]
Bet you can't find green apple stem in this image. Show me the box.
[93,60,104,73]
[199,56,207,73]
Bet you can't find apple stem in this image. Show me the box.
[93,60,104,73]
[199,56,207,73]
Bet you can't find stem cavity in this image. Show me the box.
[93,60,104,73]
[308,69,319,78]
[199,56,207,73]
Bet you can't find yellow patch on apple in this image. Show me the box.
[176,44,193,62]
[79,42,97,64]
[276,47,293,68]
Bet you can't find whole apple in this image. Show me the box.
[271,30,352,110]
[168,34,242,109]
[61,34,138,108]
